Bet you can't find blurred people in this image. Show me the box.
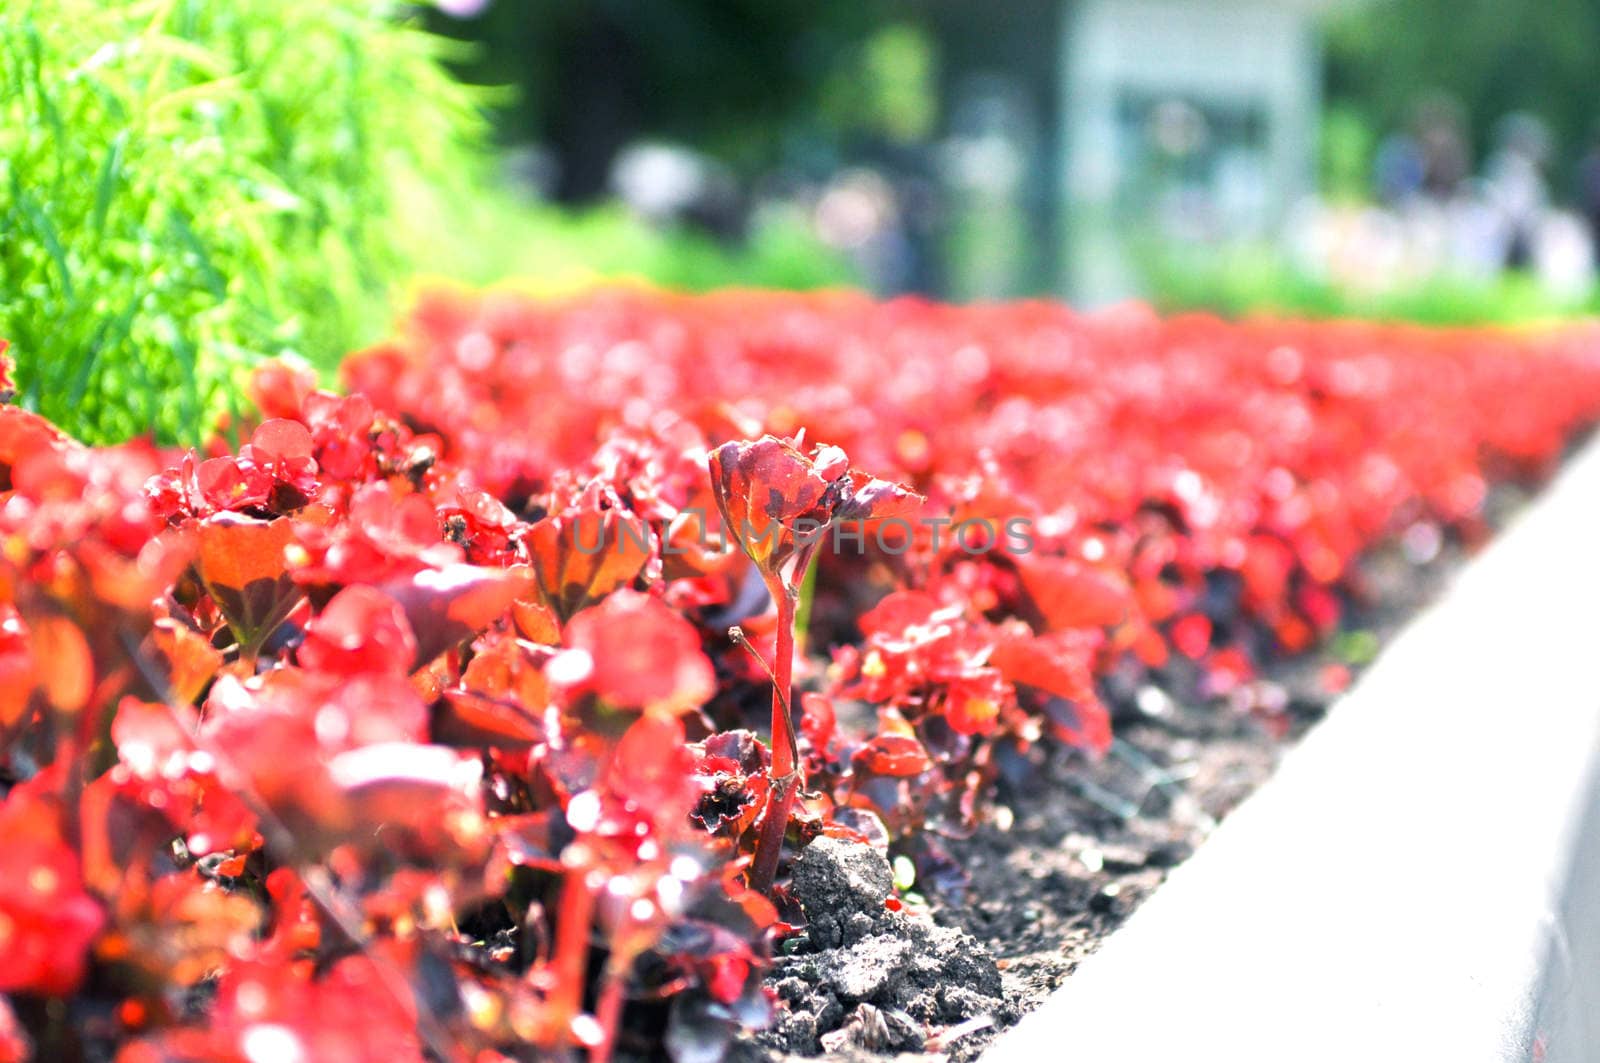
[1578,128,1600,256]
[1373,130,1424,206]
[813,168,920,294]
[1298,100,1594,299]
[610,142,744,239]
[1532,210,1596,300]
[1372,97,1468,207]
[1415,96,1471,200]
[1483,113,1551,270]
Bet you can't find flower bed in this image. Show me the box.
[987,432,1600,1061]
[1,294,1599,1062]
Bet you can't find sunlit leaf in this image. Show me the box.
[851,734,932,778]
[195,513,301,657]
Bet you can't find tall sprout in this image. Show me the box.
[709,433,920,894]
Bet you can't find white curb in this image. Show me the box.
[986,434,1600,1063]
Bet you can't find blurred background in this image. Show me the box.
[425,0,1600,322]
[8,0,1600,444]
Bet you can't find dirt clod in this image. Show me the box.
[742,838,1008,1058]
[792,838,894,923]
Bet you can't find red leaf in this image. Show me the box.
[250,418,314,463]
[836,469,925,524]
[299,586,418,675]
[380,563,528,668]
[990,626,1099,708]
[510,590,562,645]
[1171,613,1213,660]
[709,437,837,575]
[524,504,652,621]
[195,514,302,655]
[1013,555,1130,631]
[29,615,93,714]
[0,606,36,727]
[604,711,696,820]
[565,590,714,710]
[436,689,547,750]
[708,435,922,576]
[436,632,549,748]
[857,591,941,638]
[851,734,932,777]
[151,617,223,705]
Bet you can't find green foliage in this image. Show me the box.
[0,0,484,445]
[1146,244,1598,326]
[400,180,858,294]
[818,22,939,145]
[425,0,908,187]
[1319,107,1378,206]
[1326,0,1600,172]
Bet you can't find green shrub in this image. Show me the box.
[0,0,484,444]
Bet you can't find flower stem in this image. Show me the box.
[793,551,820,660]
[550,862,597,1035]
[590,965,628,1063]
[748,576,801,894]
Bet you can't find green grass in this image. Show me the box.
[398,182,859,296]
[1146,243,1599,327]
[0,0,485,445]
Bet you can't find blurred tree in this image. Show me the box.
[426,0,921,200]
[1326,0,1600,184]
[1320,106,1380,204]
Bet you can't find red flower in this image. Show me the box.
[199,669,429,835]
[563,590,715,710]
[9,287,1600,1063]
[298,586,418,676]
[0,783,104,996]
[152,419,319,519]
[247,358,318,421]
[290,481,458,588]
[133,953,425,1063]
[708,434,920,579]
[849,593,1013,737]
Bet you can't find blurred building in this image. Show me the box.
[929,0,1342,304]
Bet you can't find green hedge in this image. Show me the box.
[0,0,484,444]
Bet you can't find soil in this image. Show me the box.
[731,486,1525,1062]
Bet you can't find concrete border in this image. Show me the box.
[986,435,1600,1063]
